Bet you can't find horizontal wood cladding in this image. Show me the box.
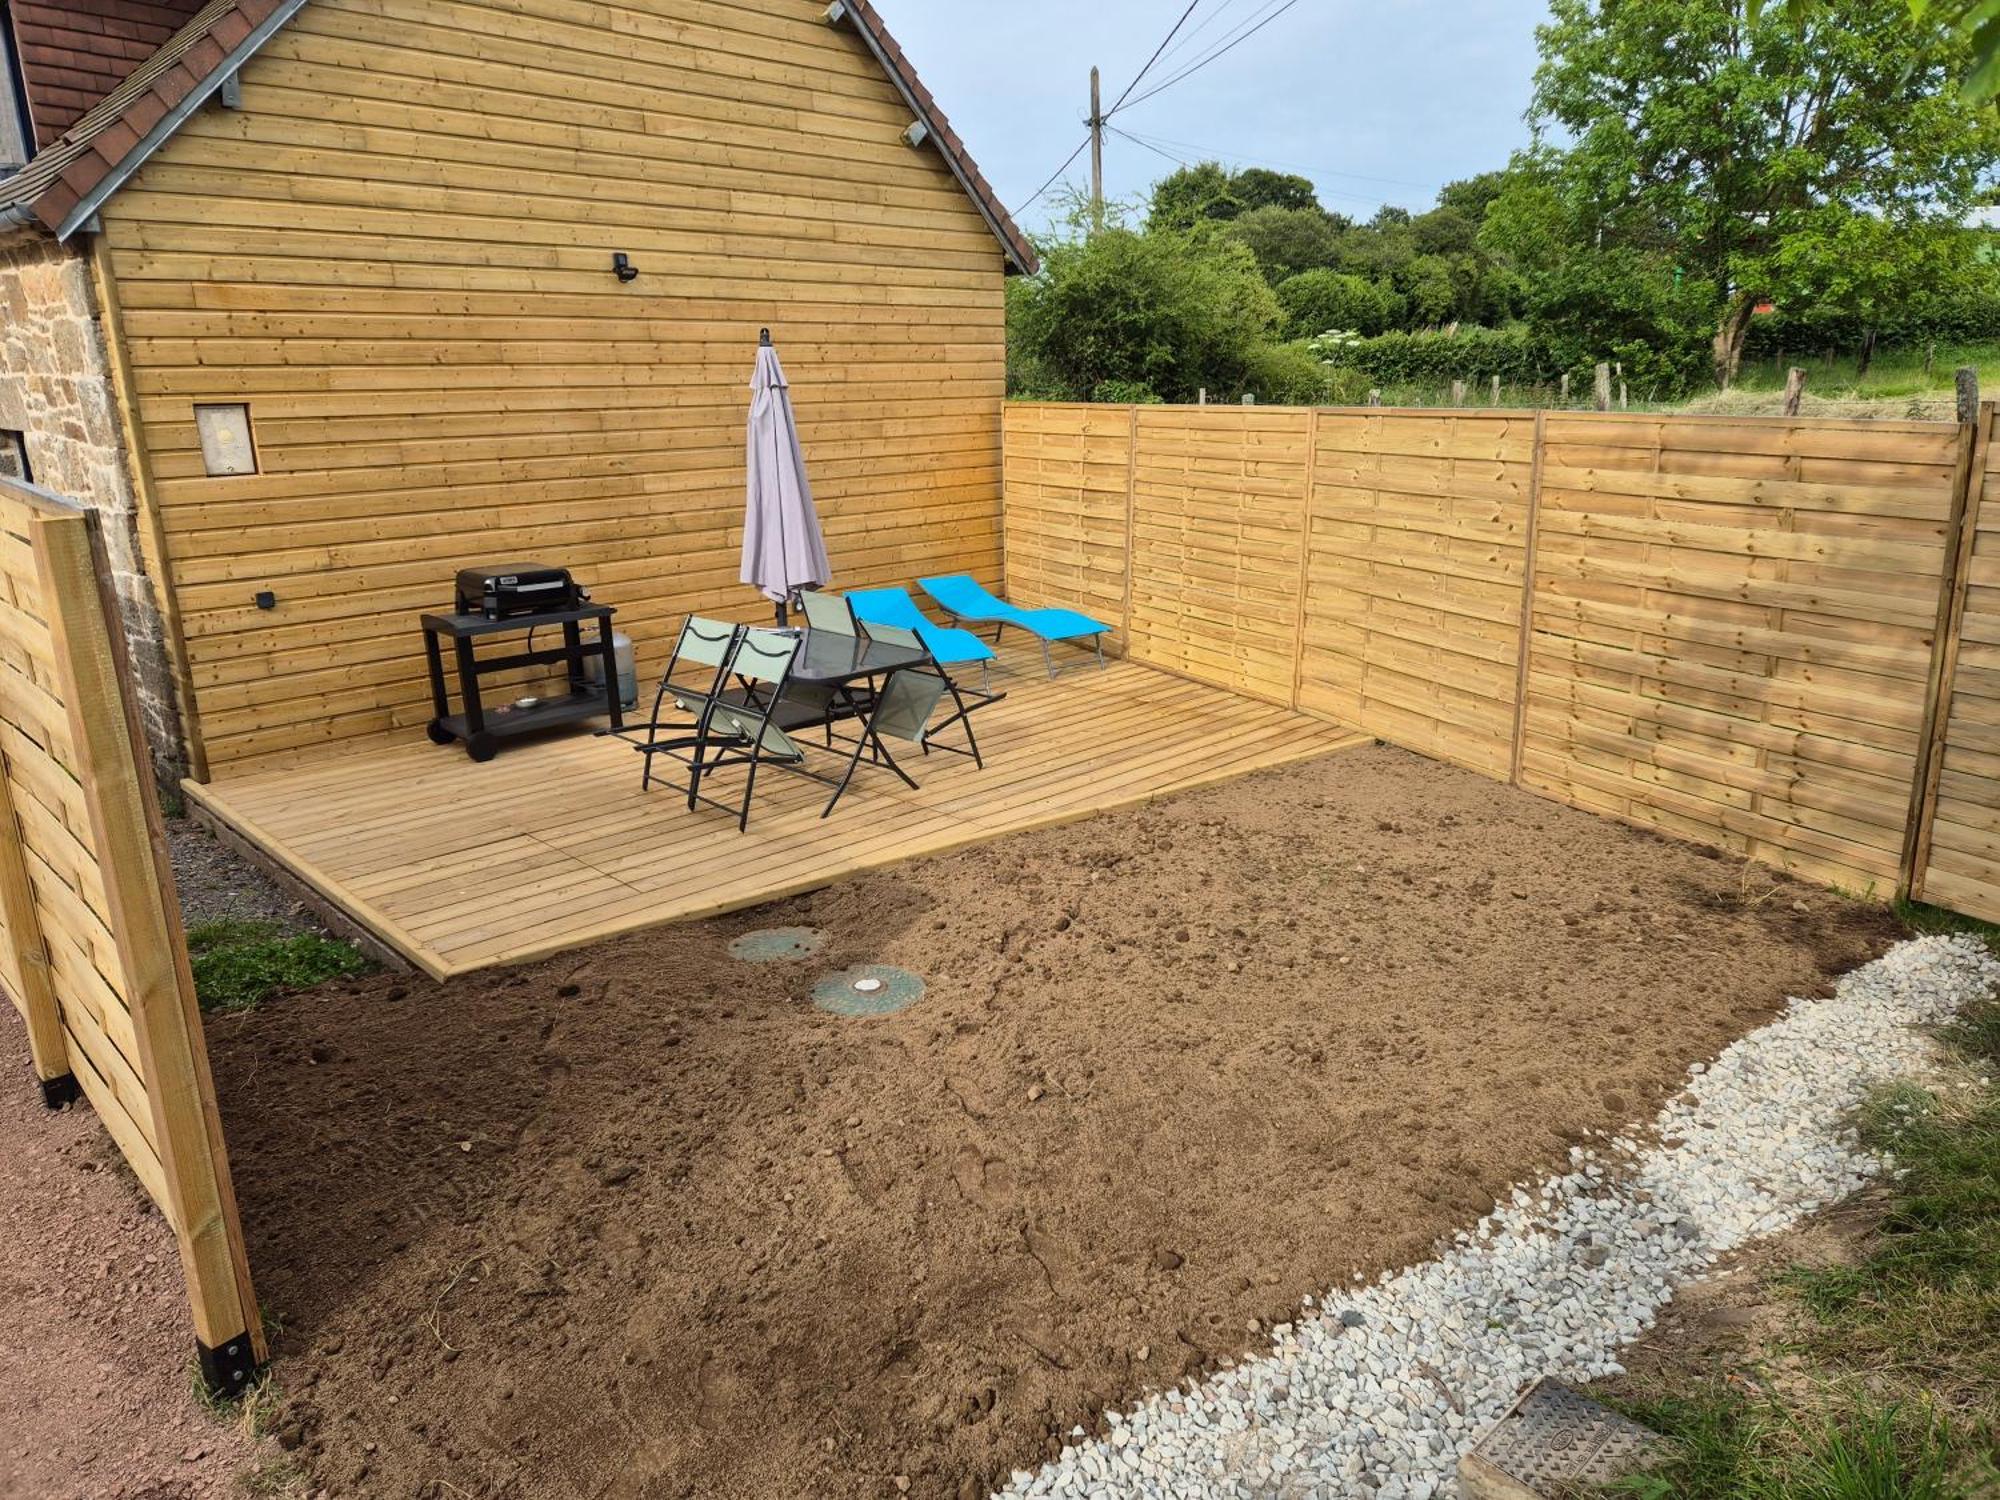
[1000,404,1134,644]
[1003,402,1971,898]
[1918,410,2000,918]
[100,0,1009,774]
[1298,412,1538,779]
[1519,413,1960,894]
[1128,407,1313,705]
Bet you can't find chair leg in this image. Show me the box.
[739,743,762,833]
[950,681,983,769]
[821,727,875,819]
[1041,638,1055,679]
[1096,636,1106,670]
[871,728,921,790]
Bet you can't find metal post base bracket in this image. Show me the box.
[38,1072,80,1110]
[197,1332,263,1400]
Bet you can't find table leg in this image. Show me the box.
[597,615,624,729]
[423,628,449,720]
[454,636,486,738]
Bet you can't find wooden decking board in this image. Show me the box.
[185,654,1365,978]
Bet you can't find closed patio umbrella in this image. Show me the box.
[740,330,831,622]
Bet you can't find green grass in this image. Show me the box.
[185,920,372,1012]
[1602,997,2000,1498]
[1608,1393,1960,1500]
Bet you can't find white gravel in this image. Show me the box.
[993,934,2000,1500]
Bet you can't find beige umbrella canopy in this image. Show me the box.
[740,330,832,621]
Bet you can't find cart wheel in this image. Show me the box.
[467,732,498,763]
[426,720,455,746]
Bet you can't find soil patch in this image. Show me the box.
[0,1018,269,1500]
[205,744,1904,1499]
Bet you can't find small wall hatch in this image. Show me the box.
[195,404,258,476]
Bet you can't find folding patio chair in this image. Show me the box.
[609,614,742,792]
[844,617,998,769]
[916,574,1110,679]
[798,586,857,636]
[821,663,951,819]
[683,627,812,832]
[846,585,998,693]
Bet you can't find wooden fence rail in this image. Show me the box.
[1004,401,2000,910]
[0,476,263,1396]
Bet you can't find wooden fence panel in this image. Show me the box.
[1916,407,2000,918]
[1519,414,1961,894]
[999,403,1133,644]
[1127,407,1312,704]
[0,476,264,1394]
[1296,411,1540,778]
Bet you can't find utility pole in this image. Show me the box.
[1089,66,1105,227]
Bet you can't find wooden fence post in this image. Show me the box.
[1289,408,1322,712]
[1508,410,1549,786]
[1957,368,1980,425]
[0,760,73,1106]
[1782,367,1807,417]
[1121,406,1139,655]
[1450,379,1467,406]
[33,509,265,1395]
[1903,401,1994,903]
[1593,364,1612,411]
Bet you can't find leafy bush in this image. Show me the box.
[1311,325,1555,384]
[1221,342,1373,406]
[187,921,372,1012]
[1007,204,1282,404]
[1277,270,1404,338]
[1091,379,1164,404]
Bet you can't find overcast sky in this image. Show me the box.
[885,0,1548,236]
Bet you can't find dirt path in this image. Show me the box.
[184,744,1902,1500]
[0,1019,269,1500]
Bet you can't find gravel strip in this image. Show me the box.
[997,935,2000,1500]
[168,816,324,938]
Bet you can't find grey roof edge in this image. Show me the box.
[54,0,311,241]
[828,1,1040,275]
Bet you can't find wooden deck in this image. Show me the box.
[183,652,1366,979]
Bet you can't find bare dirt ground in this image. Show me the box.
[0,1017,269,1500]
[163,743,1899,1500]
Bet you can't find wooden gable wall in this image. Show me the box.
[90,0,1010,775]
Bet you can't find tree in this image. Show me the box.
[1224,205,1345,282]
[1276,270,1404,337]
[1395,255,1460,326]
[1147,162,1244,231]
[1232,168,1321,214]
[1008,199,1283,402]
[1518,0,2000,386]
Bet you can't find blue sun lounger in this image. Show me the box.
[918,574,1110,679]
[845,586,998,692]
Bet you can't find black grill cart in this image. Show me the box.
[421,602,624,762]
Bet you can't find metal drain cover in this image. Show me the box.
[1460,1380,1661,1498]
[727,927,828,964]
[812,964,925,1017]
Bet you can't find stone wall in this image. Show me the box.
[0,231,186,780]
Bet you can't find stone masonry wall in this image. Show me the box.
[0,231,187,781]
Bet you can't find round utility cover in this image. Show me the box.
[812,965,925,1018]
[727,927,828,964]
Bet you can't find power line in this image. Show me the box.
[1012,135,1093,218]
[1126,127,1440,194]
[1112,125,1435,209]
[1107,123,1187,165]
[1012,0,1209,219]
[1113,0,1308,115]
[1152,0,1257,72]
[1104,0,1206,117]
